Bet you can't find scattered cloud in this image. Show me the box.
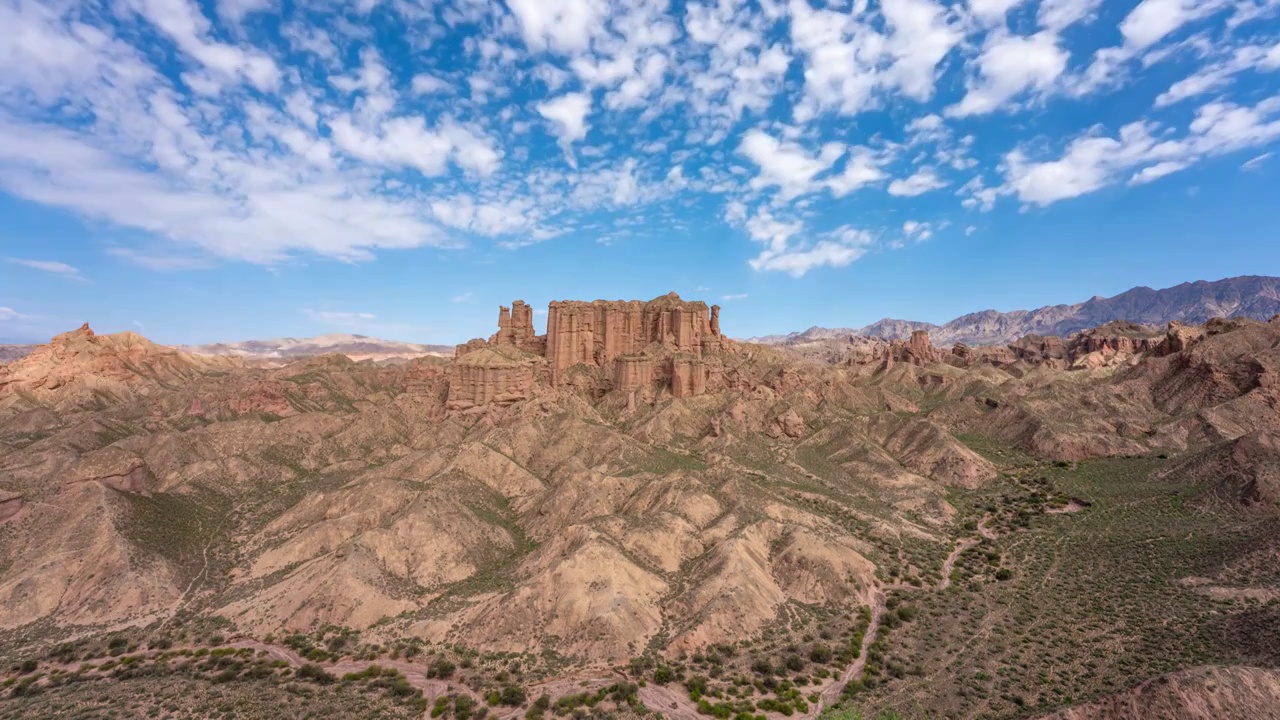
[6,258,85,281]
[452,291,475,303]
[106,248,213,271]
[1242,152,1273,170]
[0,0,1274,281]
[1002,96,1280,206]
[302,309,377,326]
[888,167,949,196]
[720,293,749,301]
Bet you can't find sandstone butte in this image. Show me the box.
[446,293,723,411]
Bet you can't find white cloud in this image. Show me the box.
[903,220,934,240]
[1129,160,1190,185]
[1119,0,1228,51]
[1038,0,1102,31]
[738,129,844,200]
[411,74,451,95]
[6,258,85,281]
[506,0,607,54]
[538,92,593,149]
[1002,96,1280,205]
[889,167,949,196]
[733,205,874,277]
[1155,42,1280,107]
[949,31,1068,116]
[968,0,1028,25]
[882,0,964,101]
[128,0,281,91]
[329,116,501,177]
[452,292,475,303]
[827,147,889,196]
[0,307,24,322]
[720,293,749,301]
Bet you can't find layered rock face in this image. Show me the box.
[671,357,707,398]
[614,356,654,393]
[545,293,720,378]
[446,347,540,411]
[453,293,724,408]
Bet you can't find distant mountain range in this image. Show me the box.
[0,345,35,363]
[1,333,453,366]
[180,333,453,364]
[750,276,1280,347]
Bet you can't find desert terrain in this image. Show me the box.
[2,292,1279,719]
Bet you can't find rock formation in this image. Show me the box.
[453,293,725,407]
[882,330,945,368]
[614,356,653,393]
[671,357,707,398]
[446,346,541,411]
[544,292,720,378]
[494,301,545,354]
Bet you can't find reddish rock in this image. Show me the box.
[1068,321,1163,357]
[671,357,707,398]
[446,346,542,411]
[949,343,1017,368]
[614,356,653,393]
[1008,334,1069,367]
[882,330,945,368]
[769,409,806,439]
[1160,321,1207,355]
[545,293,720,380]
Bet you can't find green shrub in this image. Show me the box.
[296,663,336,685]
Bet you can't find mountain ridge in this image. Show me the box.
[750,276,1280,346]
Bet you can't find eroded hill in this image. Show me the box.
[2,297,1278,719]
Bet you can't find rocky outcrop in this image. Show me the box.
[71,447,150,493]
[495,300,545,354]
[1159,321,1207,355]
[446,346,542,411]
[671,357,707,399]
[0,324,238,405]
[949,342,1017,368]
[453,293,725,406]
[882,330,945,368]
[614,356,653,393]
[0,494,25,524]
[545,293,720,378]
[769,408,806,439]
[1064,319,1167,356]
[1008,334,1069,368]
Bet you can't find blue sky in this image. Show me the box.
[1,0,1278,345]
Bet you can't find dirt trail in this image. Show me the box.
[937,538,976,591]
[806,588,886,719]
[977,513,998,540]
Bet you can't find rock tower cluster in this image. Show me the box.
[447,293,724,410]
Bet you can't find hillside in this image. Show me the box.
[753,276,1280,347]
[1,297,1278,719]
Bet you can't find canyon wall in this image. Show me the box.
[545,292,720,378]
[450,293,724,408]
